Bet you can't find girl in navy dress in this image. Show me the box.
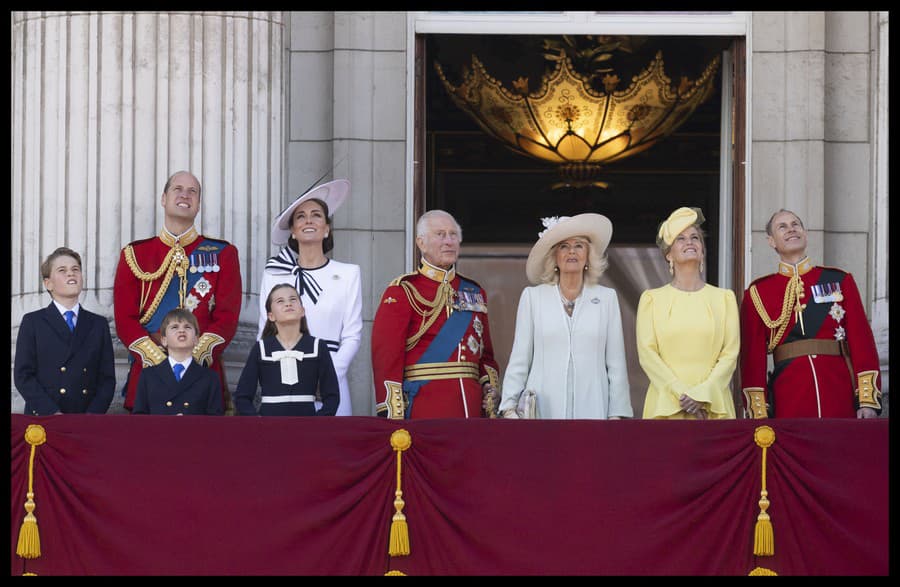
[234,283,339,416]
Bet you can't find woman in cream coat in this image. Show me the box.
[636,207,738,420]
[498,213,632,420]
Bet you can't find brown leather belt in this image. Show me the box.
[773,339,847,363]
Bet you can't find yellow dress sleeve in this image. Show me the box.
[636,290,692,417]
[688,288,739,417]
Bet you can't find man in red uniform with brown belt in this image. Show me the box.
[114,170,242,413]
[740,209,881,418]
[372,209,500,419]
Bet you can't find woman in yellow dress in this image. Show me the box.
[636,207,738,419]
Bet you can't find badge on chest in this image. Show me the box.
[453,289,487,313]
[811,282,843,304]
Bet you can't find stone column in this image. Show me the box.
[10,11,284,412]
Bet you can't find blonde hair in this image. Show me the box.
[537,236,608,285]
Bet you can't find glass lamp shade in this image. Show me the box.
[435,50,721,189]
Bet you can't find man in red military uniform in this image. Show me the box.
[740,209,881,418]
[372,209,500,419]
[114,170,242,412]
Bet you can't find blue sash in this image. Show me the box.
[143,238,225,334]
[403,277,478,417]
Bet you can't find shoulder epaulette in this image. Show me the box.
[747,273,778,288]
[819,265,848,275]
[456,272,484,289]
[388,272,417,287]
[199,236,231,246]
[125,236,157,249]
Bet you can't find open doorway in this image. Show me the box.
[416,32,744,415]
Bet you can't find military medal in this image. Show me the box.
[189,253,198,273]
[829,303,845,323]
[473,315,483,337]
[834,325,846,341]
[184,294,200,311]
[204,254,213,273]
[812,282,843,304]
[212,252,220,273]
[194,277,212,298]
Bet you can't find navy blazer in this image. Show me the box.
[132,359,224,416]
[14,303,117,416]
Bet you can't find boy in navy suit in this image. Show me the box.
[14,247,116,415]
[132,308,224,415]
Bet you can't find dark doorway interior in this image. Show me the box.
[425,33,731,281]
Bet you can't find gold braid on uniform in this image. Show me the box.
[399,280,455,352]
[124,243,191,325]
[749,273,805,352]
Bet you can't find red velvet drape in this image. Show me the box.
[10,415,888,576]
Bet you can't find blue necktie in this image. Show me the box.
[64,310,76,332]
[173,363,185,382]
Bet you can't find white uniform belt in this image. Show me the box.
[260,395,316,403]
[404,361,479,382]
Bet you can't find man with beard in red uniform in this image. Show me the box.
[740,209,881,419]
[114,171,242,413]
[372,209,500,419]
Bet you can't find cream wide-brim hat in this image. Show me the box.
[270,179,351,245]
[524,213,613,285]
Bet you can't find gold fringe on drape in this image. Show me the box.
[16,424,47,559]
[389,429,412,557]
[753,425,776,557]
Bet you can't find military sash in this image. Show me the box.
[402,277,478,417]
[143,238,226,334]
[768,268,846,408]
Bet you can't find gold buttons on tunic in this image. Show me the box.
[59,388,66,394]
[60,366,66,372]
[166,401,173,407]
[82,390,88,395]
[183,402,190,407]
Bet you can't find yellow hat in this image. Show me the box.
[656,207,705,248]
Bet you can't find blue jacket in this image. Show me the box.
[133,359,223,415]
[14,303,116,415]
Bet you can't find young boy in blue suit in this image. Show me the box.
[14,247,116,415]
[132,308,223,415]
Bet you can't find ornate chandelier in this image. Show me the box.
[435,44,721,189]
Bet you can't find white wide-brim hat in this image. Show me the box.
[271,179,351,245]
[525,213,613,285]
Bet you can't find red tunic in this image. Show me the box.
[739,259,880,418]
[372,261,500,419]
[114,228,242,411]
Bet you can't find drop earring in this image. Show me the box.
[668,259,674,275]
[699,260,704,274]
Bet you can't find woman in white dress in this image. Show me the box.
[258,179,362,416]
[498,213,632,420]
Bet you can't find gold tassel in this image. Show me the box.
[388,429,412,557]
[748,567,778,576]
[753,425,776,557]
[16,424,47,560]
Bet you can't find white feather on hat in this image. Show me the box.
[271,179,351,245]
[524,213,613,285]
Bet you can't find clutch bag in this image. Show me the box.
[516,389,538,419]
